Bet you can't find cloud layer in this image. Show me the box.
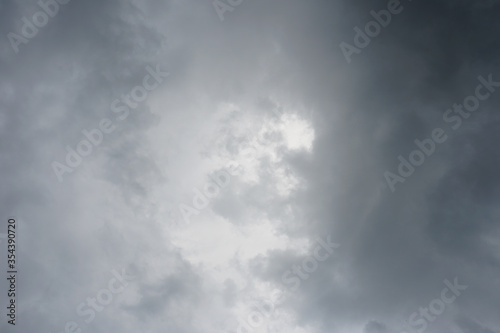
[1,0,500,332]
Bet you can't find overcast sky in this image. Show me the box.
[1,0,500,332]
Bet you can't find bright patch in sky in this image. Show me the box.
[157,102,317,333]
[271,113,315,152]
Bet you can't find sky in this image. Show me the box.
[1,0,500,332]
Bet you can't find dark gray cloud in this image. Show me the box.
[1,0,499,333]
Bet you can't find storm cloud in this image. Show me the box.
[1,0,500,332]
